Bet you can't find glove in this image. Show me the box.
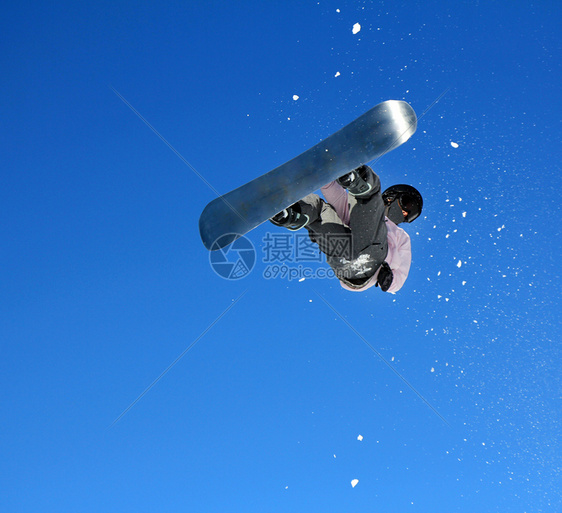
[376,262,393,292]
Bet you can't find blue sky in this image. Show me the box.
[1,1,560,512]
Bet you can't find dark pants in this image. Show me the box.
[297,172,388,288]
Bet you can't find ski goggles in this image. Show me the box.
[398,194,421,223]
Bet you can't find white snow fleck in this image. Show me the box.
[462,281,467,285]
[451,141,459,148]
[334,454,337,458]
[457,260,462,268]
[462,211,467,218]
[351,479,359,488]
[431,367,435,373]
[293,95,299,101]
[357,435,364,441]
[336,9,341,13]
[352,23,361,34]
[299,277,306,282]
[334,71,341,77]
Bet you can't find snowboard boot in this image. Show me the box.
[337,164,376,198]
[270,203,310,231]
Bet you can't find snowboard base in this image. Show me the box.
[199,100,417,250]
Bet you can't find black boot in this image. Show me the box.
[337,164,376,198]
[270,203,310,231]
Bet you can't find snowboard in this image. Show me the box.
[199,100,417,251]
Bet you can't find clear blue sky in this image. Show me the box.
[1,1,560,512]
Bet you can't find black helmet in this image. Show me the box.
[382,184,423,223]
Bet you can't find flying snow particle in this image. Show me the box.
[336,9,341,13]
[352,23,361,34]
[299,277,305,282]
[451,142,459,148]
[431,367,435,372]
[293,95,299,101]
[351,479,359,488]
[462,212,467,218]
[335,71,341,77]
[357,435,364,441]
[457,260,462,268]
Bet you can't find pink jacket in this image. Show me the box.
[320,181,412,293]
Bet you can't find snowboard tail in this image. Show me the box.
[199,100,417,250]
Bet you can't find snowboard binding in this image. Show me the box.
[337,164,376,198]
[270,203,310,231]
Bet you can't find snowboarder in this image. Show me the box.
[270,165,423,293]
